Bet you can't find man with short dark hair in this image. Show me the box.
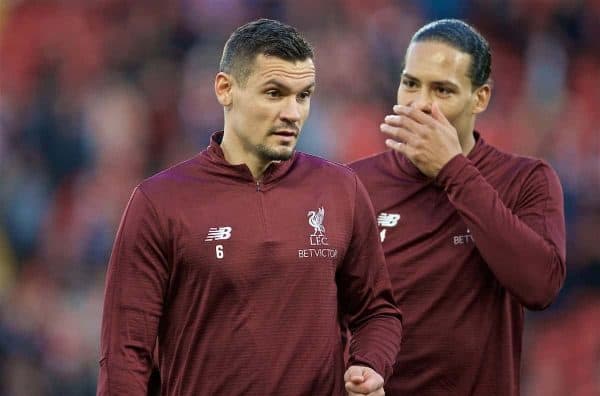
[97,19,402,396]
[350,19,566,395]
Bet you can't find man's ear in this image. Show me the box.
[215,72,233,107]
[472,83,491,115]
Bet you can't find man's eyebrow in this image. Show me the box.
[401,72,419,81]
[262,79,316,91]
[431,80,460,89]
[402,72,460,89]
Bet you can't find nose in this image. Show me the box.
[280,97,302,122]
[408,90,433,115]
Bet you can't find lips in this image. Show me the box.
[270,126,299,138]
[272,130,297,137]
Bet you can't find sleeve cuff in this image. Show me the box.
[347,355,392,382]
[435,154,471,190]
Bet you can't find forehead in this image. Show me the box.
[404,41,472,85]
[246,54,315,87]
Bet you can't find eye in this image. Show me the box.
[401,78,417,89]
[297,91,312,101]
[435,86,454,97]
[266,89,280,98]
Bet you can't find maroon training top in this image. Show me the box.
[350,132,566,395]
[97,132,402,396]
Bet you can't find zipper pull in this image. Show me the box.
[256,180,260,192]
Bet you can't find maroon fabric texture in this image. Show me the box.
[350,133,566,396]
[98,132,402,395]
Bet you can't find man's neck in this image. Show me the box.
[459,131,476,156]
[220,131,269,180]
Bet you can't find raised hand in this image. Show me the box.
[380,102,463,178]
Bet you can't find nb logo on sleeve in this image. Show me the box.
[377,213,400,242]
[377,213,401,227]
[205,226,232,241]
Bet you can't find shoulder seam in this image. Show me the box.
[142,153,203,184]
[297,152,357,175]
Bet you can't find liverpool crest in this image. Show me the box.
[307,207,328,246]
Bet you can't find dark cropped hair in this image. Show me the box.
[219,18,314,85]
[410,19,491,88]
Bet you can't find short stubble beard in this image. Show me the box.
[255,143,295,162]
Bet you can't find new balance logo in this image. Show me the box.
[205,227,232,241]
[377,213,400,242]
[377,213,400,228]
[380,229,387,242]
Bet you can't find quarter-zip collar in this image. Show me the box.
[392,131,487,180]
[201,131,296,190]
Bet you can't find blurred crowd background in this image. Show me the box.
[0,0,599,394]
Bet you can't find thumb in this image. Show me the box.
[344,366,365,383]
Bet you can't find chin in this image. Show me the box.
[258,144,295,161]
[271,148,295,161]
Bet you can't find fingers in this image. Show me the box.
[390,103,451,132]
[344,366,364,383]
[349,375,385,395]
[347,390,385,396]
[380,122,414,145]
[382,104,460,178]
[383,114,423,135]
[379,117,416,159]
[384,138,412,158]
[380,109,430,145]
[393,104,431,125]
[430,102,451,125]
[345,366,384,395]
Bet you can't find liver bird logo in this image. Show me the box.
[308,207,326,236]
